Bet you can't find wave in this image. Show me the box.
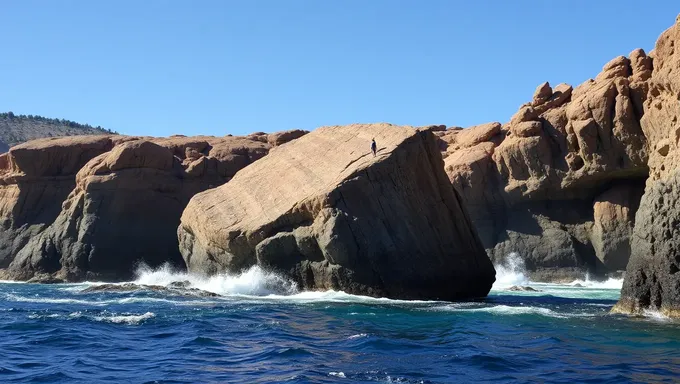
[92,312,155,325]
[4,294,108,306]
[348,333,369,339]
[565,275,624,290]
[491,252,529,290]
[133,264,299,296]
[131,264,441,305]
[28,311,155,325]
[491,253,624,291]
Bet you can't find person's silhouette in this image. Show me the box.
[371,138,377,157]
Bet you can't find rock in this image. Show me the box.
[455,122,502,149]
[442,36,651,281]
[614,15,680,317]
[591,184,644,271]
[0,136,115,269]
[81,282,219,297]
[532,82,553,105]
[178,123,496,300]
[613,170,680,317]
[266,129,308,147]
[1,131,303,282]
[507,285,541,292]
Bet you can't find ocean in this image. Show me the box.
[1,258,679,383]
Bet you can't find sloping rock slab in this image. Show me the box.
[178,123,495,300]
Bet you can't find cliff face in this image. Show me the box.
[0,131,306,282]
[613,15,680,317]
[439,49,651,281]
[179,124,495,300]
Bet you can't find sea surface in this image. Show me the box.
[1,256,679,383]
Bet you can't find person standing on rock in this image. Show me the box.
[371,138,377,157]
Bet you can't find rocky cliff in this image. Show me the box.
[0,130,306,281]
[613,15,680,317]
[178,123,496,300]
[438,48,651,281]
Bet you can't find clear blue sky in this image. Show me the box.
[1,1,678,137]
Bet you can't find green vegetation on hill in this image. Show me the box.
[0,111,117,152]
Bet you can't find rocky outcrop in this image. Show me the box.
[614,15,680,317]
[439,38,652,281]
[178,123,495,300]
[0,136,115,269]
[0,130,306,282]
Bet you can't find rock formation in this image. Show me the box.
[613,15,680,317]
[438,50,651,281]
[178,123,496,300]
[0,131,305,282]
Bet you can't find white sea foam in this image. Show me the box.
[433,304,568,318]
[133,264,299,296]
[348,333,368,339]
[4,294,108,306]
[491,252,624,293]
[130,264,441,305]
[491,252,529,290]
[642,309,671,322]
[329,372,346,378]
[92,312,155,325]
[566,274,624,290]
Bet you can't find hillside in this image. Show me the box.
[0,112,116,152]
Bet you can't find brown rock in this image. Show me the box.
[532,82,553,105]
[178,123,496,300]
[454,122,502,149]
[616,15,680,317]
[266,129,309,146]
[2,131,301,282]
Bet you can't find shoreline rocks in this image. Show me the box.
[0,131,306,282]
[179,123,496,300]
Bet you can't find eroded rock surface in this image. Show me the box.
[439,48,651,280]
[614,16,680,317]
[179,123,495,300]
[0,131,306,281]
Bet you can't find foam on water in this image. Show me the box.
[491,252,624,293]
[133,263,299,296]
[566,274,624,289]
[92,312,155,325]
[491,252,529,290]
[130,264,441,305]
[4,294,109,306]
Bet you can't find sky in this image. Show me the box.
[1,1,679,137]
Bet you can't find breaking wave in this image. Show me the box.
[491,252,624,291]
[92,312,155,325]
[133,263,299,296]
[491,252,529,290]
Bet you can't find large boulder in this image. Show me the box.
[1,131,307,282]
[178,123,496,300]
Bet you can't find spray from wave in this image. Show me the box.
[491,252,529,290]
[130,264,436,304]
[491,252,624,291]
[133,264,299,296]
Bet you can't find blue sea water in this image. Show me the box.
[1,261,679,384]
